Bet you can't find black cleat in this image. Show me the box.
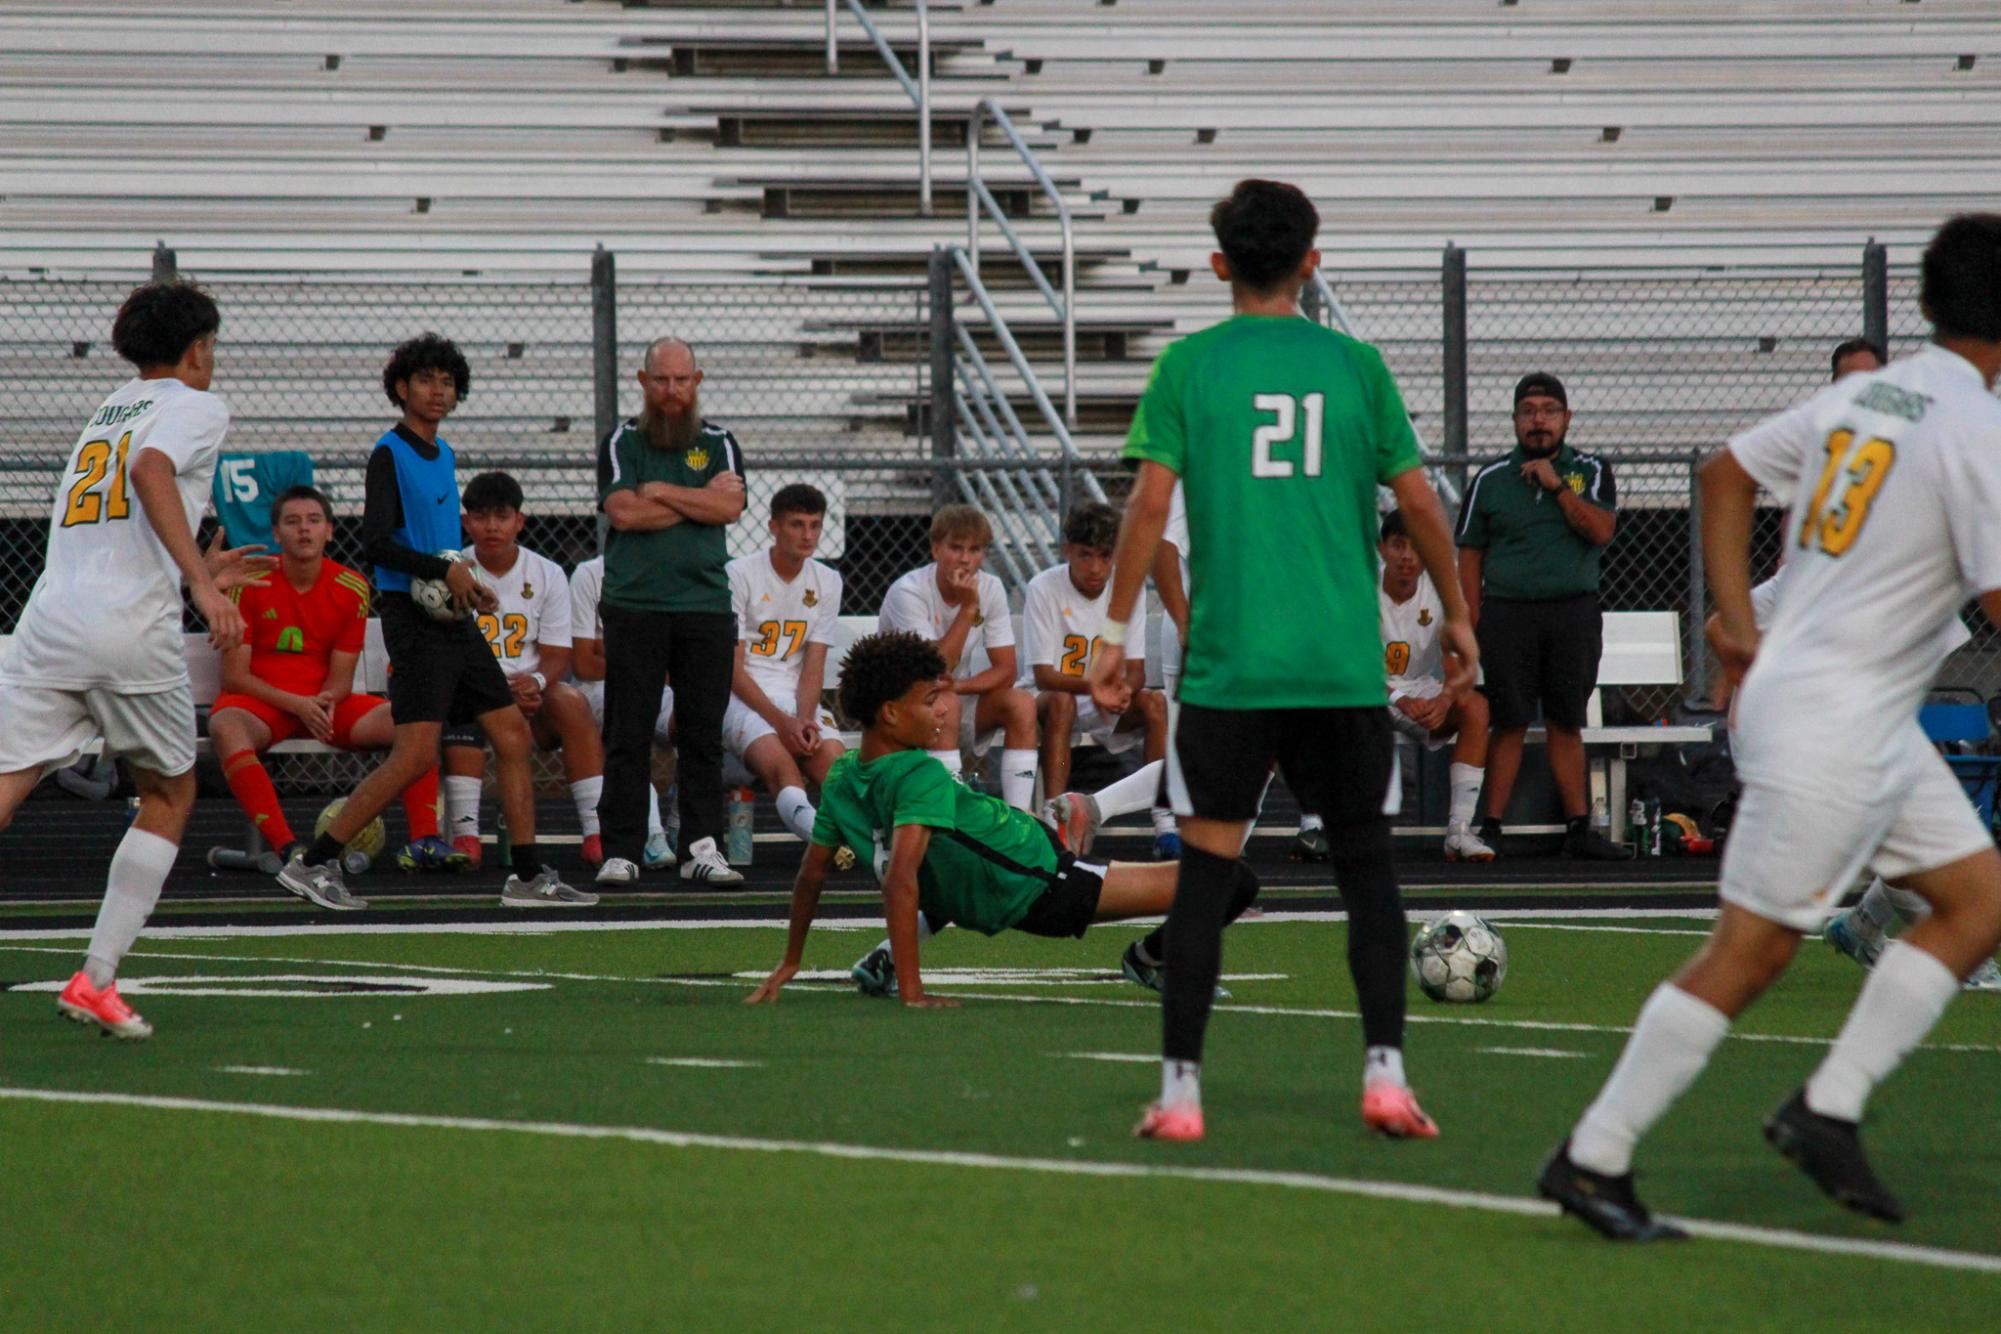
[1564,825,1636,861]
[1763,1089,1905,1222]
[1476,819,1506,860]
[1537,1141,1687,1242]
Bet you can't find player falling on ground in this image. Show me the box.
[719,482,846,845]
[442,470,607,870]
[0,281,272,1038]
[1539,214,2001,1240]
[568,553,676,869]
[210,484,462,872]
[277,333,595,911]
[746,632,1259,1008]
[1088,179,1478,1143]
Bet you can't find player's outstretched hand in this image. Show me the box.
[204,529,277,592]
[1439,618,1478,696]
[195,583,247,653]
[1086,643,1131,714]
[745,961,798,1003]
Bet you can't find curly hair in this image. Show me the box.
[1061,501,1119,552]
[838,631,946,728]
[383,332,471,408]
[111,280,219,369]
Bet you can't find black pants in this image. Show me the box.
[598,604,736,863]
[1476,593,1602,730]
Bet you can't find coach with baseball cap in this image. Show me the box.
[1454,372,1631,859]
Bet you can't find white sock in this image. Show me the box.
[84,826,177,986]
[645,783,664,840]
[1448,762,1484,831]
[1161,1058,1202,1109]
[1851,878,1897,939]
[1569,983,1731,1177]
[1364,1045,1406,1090]
[870,911,940,959]
[1093,760,1165,821]
[1150,805,1178,835]
[1805,941,1959,1122]
[1885,883,1930,927]
[444,774,482,839]
[570,776,603,838]
[1000,749,1037,810]
[1299,812,1325,834]
[927,748,963,778]
[775,785,816,842]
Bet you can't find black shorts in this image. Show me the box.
[441,719,486,751]
[1170,702,1395,827]
[1013,828,1108,939]
[1477,593,1602,730]
[378,593,516,728]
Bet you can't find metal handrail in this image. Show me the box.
[967,98,1075,428]
[825,0,931,216]
[1304,267,1357,338]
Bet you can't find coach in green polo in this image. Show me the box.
[593,336,747,886]
[1455,371,1631,860]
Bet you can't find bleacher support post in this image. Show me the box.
[1441,244,1469,495]
[151,242,176,282]
[1686,450,1706,705]
[592,246,617,550]
[1862,239,1888,355]
[928,247,956,510]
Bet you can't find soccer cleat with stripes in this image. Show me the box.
[1134,1101,1205,1142]
[1536,1141,1687,1242]
[1043,791,1103,856]
[595,857,640,885]
[397,835,470,873]
[1361,1082,1440,1139]
[56,971,152,1040]
[679,837,745,886]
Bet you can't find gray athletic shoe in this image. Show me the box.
[502,867,600,908]
[276,858,368,912]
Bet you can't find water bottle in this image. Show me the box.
[343,849,371,877]
[725,786,755,866]
[1628,799,1648,855]
[1649,799,1664,858]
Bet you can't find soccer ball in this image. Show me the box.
[1409,911,1508,1004]
[314,798,386,867]
[411,549,477,620]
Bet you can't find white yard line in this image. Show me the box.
[1055,1052,1156,1063]
[645,1057,762,1070]
[0,1085,1994,1276]
[1475,1047,1593,1060]
[214,1066,312,1077]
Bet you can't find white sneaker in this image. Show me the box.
[679,836,745,886]
[643,830,677,869]
[596,857,640,885]
[1965,957,2001,992]
[1443,824,1496,864]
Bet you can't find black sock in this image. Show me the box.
[510,842,544,879]
[1565,815,1589,836]
[1479,813,1503,837]
[1160,845,1239,1063]
[1138,861,1259,966]
[305,832,344,868]
[1329,819,1406,1051]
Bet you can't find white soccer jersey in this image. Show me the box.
[462,544,571,679]
[1380,570,1445,701]
[1019,563,1147,687]
[569,555,604,645]
[1163,480,1192,586]
[1728,345,2001,792]
[1749,568,1971,656]
[0,377,228,692]
[729,550,842,699]
[878,562,1013,679]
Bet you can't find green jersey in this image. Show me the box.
[1124,314,1424,709]
[810,749,1059,935]
[595,419,745,614]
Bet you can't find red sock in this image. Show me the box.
[222,748,296,849]
[402,765,441,840]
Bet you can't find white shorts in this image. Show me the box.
[1387,680,1453,750]
[1719,737,1992,933]
[0,680,196,779]
[954,694,1003,758]
[723,695,840,761]
[1070,698,1147,756]
[1160,617,1182,699]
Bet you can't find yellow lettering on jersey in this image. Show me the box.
[1385,641,1412,676]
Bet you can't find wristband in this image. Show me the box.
[529,671,547,690]
[1099,619,1127,648]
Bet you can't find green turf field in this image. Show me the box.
[3,906,1998,1328]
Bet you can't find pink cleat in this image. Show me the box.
[1134,1100,1205,1142]
[1361,1082,1439,1139]
[56,971,152,1040]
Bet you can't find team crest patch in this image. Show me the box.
[973,612,985,627]
[261,608,278,620]
[1418,608,1432,627]
[803,589,818,607]
[521,580,534,600]
[686,447,710,471]
[1567,474,1586,494]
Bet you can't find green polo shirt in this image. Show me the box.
[595,418,744,614]
[1453,443,1616,601]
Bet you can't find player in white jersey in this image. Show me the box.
[1541,215,2001,1240]
[442,472,607,868]
[877,503,1039,810]
[1374,507,1493,862]
[569,554,674,870]
[719,483,845,848]
[1021,502,1165,798]
[0,282,271,1039]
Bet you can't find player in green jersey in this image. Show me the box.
[746,632,1260,1008]
[1089,179,1478,1143]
